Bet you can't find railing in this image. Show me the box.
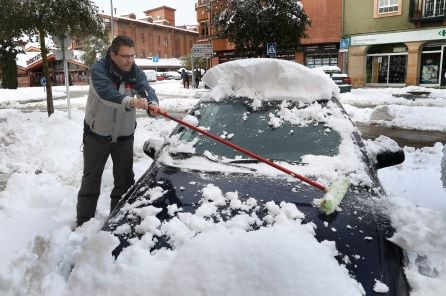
[409,0,446,22]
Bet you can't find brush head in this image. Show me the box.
[320,177,350,215]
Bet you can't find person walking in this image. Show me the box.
[76,35,162,226]
[181,69,189,89]
[193,68,201,88]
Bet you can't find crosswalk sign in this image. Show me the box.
[267,42,277,57]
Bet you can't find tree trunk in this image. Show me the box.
[39,29,54,116]
[0,51,18,89]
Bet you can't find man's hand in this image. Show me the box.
[148,104,163,117]
[129,98,148,110]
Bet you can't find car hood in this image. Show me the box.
[105,162,408,295]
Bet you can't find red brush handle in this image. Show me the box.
[157,109,327,192]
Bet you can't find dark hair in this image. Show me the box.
[108,35,135,54]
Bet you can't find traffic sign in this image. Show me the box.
[267,42,277,57]
[192,44,213,58]
[152,56,159,62]
[40,77,47,86]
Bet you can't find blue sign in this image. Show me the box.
[340,38,349,50]
[267,42,277,57]
[40,77,47,86]
[152,56,159,63]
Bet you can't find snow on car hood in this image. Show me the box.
[202,58,340,102]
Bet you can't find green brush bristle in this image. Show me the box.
[320,177,350,215]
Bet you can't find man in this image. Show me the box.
[181,69,189,89]
[193,68,201,88]
[76,35,161,226]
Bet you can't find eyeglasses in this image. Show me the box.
[117,53,136,60]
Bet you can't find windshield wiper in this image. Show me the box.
[227,159,260,164]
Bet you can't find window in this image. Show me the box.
[378,0,399,13]
[424,0,446,17]
[374,0,401,17]
[366,44,407,84]
[200,21,209,37]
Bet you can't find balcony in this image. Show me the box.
[410,0,446,23]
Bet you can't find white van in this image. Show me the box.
[143,70,157,82]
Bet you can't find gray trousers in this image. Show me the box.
[77,132,135,226]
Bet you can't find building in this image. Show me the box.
[297,0,344,70]
[343,0,446,88]
[195,0,234,66]
[101,6,198,59]
[16,45,88,87]
[195,0,345,68]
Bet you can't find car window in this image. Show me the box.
[175,98,341,163]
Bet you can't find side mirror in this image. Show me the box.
[143,138,165,159]
[365,136,405,169]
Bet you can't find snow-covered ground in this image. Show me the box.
[0,64,445,295]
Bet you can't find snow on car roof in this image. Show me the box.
[202,58,340,102]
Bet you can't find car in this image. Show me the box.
[164,71,181,80]
[156,72,165,81]
[143,70,156,82]
[317,65,352,93]
[102,58,408,295]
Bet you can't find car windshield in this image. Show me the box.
[174,98,341,163]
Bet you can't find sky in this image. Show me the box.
[0,60,446,295]
[92,0,198,25]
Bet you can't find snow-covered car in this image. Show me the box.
[102,59,408,295]
[317,65,352,93]
[163,71,181,80]
[143,70,156,82]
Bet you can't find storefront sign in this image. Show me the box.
[350,27,446,46]
[27,54,42,65]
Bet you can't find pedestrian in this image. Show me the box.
[181,69,189,89]
[76,35,162,226]
[194,68,201,88]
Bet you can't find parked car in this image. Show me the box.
[164,71,181,80]
[318,66,352,93]
[143,70,156,82]
[156,72,165,81]
[102,59,408,295]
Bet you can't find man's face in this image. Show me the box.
[110,45,136,73]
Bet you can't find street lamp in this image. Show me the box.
[110,0,114,40]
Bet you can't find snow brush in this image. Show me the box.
[151,108,350,215]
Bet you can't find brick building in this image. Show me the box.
[296,0,344,70]
[195,0,345,68]
[101,6,198,59]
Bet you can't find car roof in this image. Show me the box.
[202,58,340,102]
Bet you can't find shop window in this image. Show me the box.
[305,55,338,68]
[420,52,441,85]
[374,0,402,17]
[366,44,407,84]
[366,55,407,84]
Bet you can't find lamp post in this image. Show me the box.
[110,0,114,40]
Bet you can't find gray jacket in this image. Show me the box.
[84,55,158,142]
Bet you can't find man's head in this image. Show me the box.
[109,35,136,73]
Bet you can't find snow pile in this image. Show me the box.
[203,58,339,102]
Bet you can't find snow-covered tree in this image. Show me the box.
[24,0,104,116]
[213,0,310,57]
[0,0,28,89]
